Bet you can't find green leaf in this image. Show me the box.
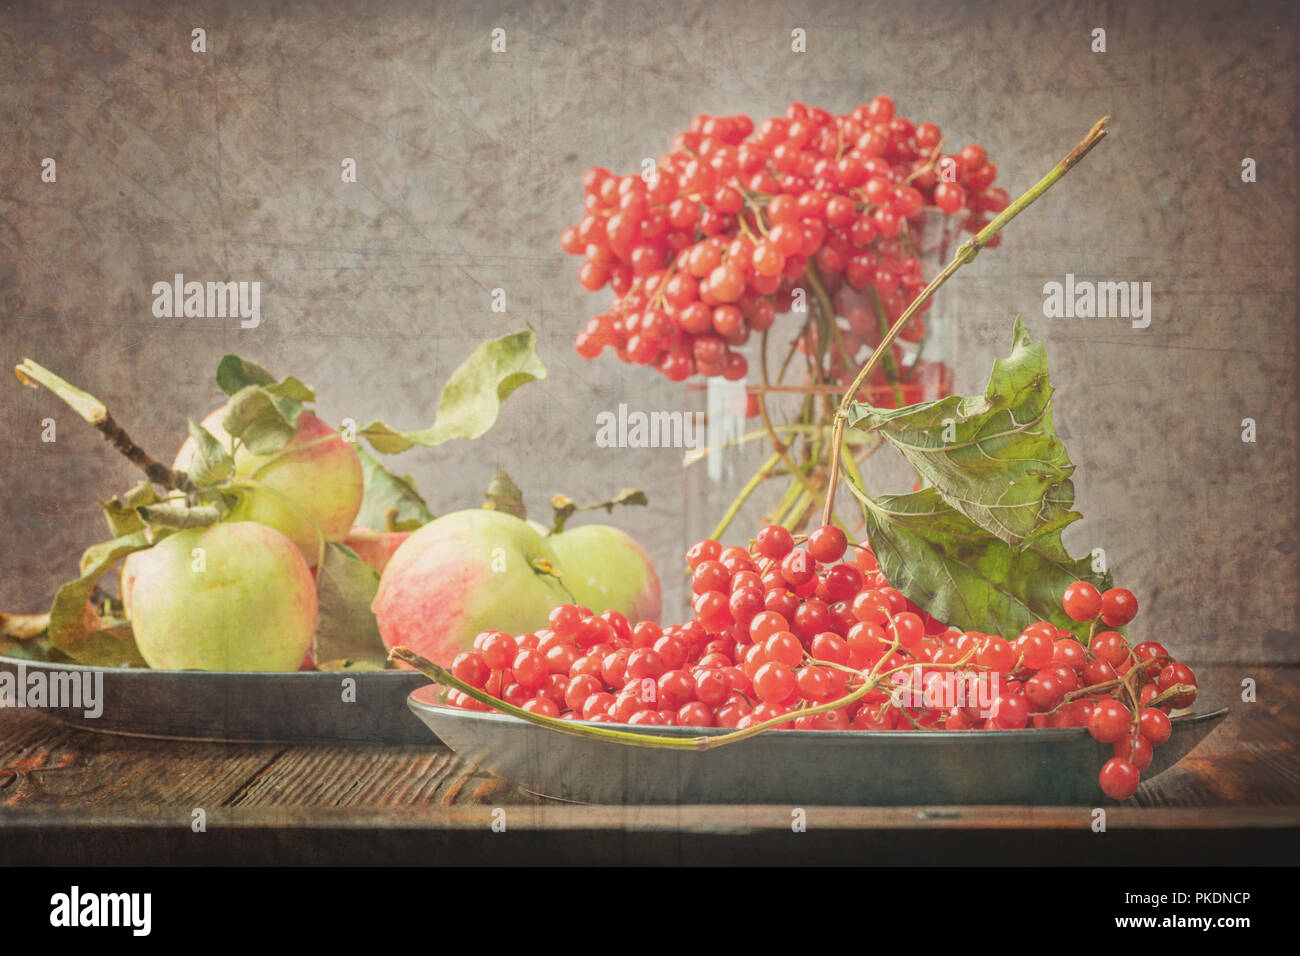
[312,543,388,670]
[360,328,547,453]
[862,486,1112,638]
[266,376,315,403]
[98,480,159,537]
[216,356,314,432]
[355,448,435,532]
[135,502,223,530]
[216,355,277,395]
[184,419,235,487]
[222,386,297,455]
[483,469,526,519]
[849,317,1074,549]
[549,487,648,533]
[48,532,151,667]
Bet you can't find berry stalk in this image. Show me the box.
[820,116,1110,526]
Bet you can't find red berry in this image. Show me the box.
[754,525,794,560]
[1099,588,1139,626]
[1091,630,1131,668]
[1156,663,1198,708]
[1061,581,1102,622]
[1098,757,1141,800]
[780,549,816,587]
[1114,733,1154,771]
[806,525,848,563]
[1138,707,1172,745]
[1087,699,1132,744]
[753,661,796,704]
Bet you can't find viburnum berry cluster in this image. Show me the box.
[442,523,1198,801]
[560,96,1007,395]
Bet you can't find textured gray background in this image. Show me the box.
[1,0,1295,663]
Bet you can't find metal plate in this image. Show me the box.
[0,654,430,743]
[409,686,1229,805]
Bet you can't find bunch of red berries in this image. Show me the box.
[443,522,1198,801]
[560,97,1006,388]
[1057,581,1198,799]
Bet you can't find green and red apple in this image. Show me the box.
[373,510,662,668]
[174,408,363,565]
[548,523,661,623]
[373,510,570,667]
[127,521,318,671]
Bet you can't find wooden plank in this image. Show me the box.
[2,805,1296,866]
[0,712,288,809]
[225,743,542,807]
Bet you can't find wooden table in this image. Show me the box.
[2,665,1297,865]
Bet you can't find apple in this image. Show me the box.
[127,521,318,671]
[548,523,661,623]
[343,525,413,574]
[372,509,570,667]
[174,408,364,564]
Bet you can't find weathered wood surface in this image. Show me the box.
[0,665,1296,863]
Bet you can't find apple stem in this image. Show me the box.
[14,359,196,494]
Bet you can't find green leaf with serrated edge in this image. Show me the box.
[354,448,434,532]
[184,419,235,487]
[849,317,1074,549]
[222,386,296,455]
[49,532,150,667]
[216,355,277,396]
[98,480,159,537]
[862,487,1112,639]
[483,469,526,519]
[359,329,547,453]
[312,543,388,670]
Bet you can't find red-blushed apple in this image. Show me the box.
[128,522,318,671]
[173,408,363,565]
[372,509,570,668]
[344,526,412,574]
[548,523,661,623]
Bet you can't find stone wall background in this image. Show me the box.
[1,0,1295,662]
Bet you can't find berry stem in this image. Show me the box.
[708,451,781,541]
[820,116,1110,527]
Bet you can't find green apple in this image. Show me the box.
[128,522,318,671]
[372,509,569,667]
[548,523,661,623]
[174,408,364,564]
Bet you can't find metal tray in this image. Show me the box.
[409,686,1228,805]
[0,654,430,743]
